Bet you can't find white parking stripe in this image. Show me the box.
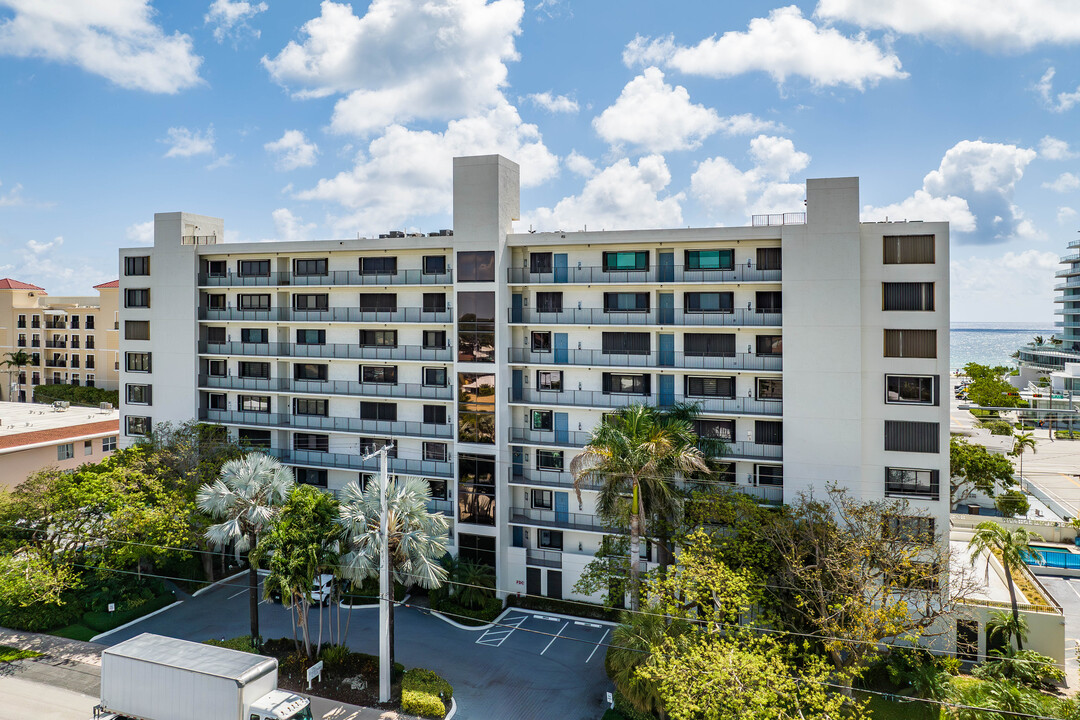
[475,614,529,647]
[1065,580,1080,602]
[540,621,569,655]
[587,628,610,664]
[227,589,247,600]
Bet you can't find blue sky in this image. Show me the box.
[1,1,1079,322]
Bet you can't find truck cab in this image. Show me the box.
[248,690,313,720]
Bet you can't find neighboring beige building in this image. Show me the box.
[0,401,119,490]
[0,278,120,402]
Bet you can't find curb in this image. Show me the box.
[421,606,514,632]
[191,568,268,597]
[337,593,411,610]
[90,600,184,642]
[446,696,458,720]
[502,606,620,627]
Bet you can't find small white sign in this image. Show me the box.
[306,661,324,690]
[606,692,614,708]
[107,603,115,613]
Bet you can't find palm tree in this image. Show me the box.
[968,522,1042,650]
[607,610,681,718]
[1010,432,1036,491]
[1033,335,1045,346]
[197,452,294,648]
[337,475,449,674]
[1,350,32,402]
[985,609,1029,650]
[570,405,708,611]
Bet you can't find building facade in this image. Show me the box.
[0,278,121,402]
[119,155,950,601]
[1016,235,1080,384]
[0,401,119,490]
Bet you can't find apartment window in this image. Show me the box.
[424,405,447,425]
[883,282,935,312]
[756,421,783,445]
[102,436,117,452]
[458,292,495,363]
[71,358,80,370]
[755,291,782,313]
[885,468,940,500]
[17,334,25,347]
[243,328,269,344]
[424,442,448,462]
[126,416,151,436]
[239,362,269,378]
[208,393,226,410]
[685,333,735,357]
[294,433,329,452]
[423,255,446,275]
[238,260,270,276]
[295,329,325,345]
[685,249,734,270]
[31,372,39,386]
[125,289,150,308]
[885,375,938,406]
[86,372,95,385]
[294,258,328,276]
[602,373,650,395]
[126,384,152,405]
[532,410,553,431]
[360,256,397,275]
[31,334,39,348]
[685,292,733,313]
[536,292,563,313]
[206,260,226,277]
[358,293,397,312]
[883,515,936,545]
[57,443,74,461]
[208,360,227,377]
[361,366,397,384]
[294,363,328,381]
[355,330,395,348]
[602,332,650,355]
[86,335,95,349]
[126,352,151,372]
[884,421,940,453]
[458,372,496,444]
[757,378,783,400]
[458,454,496,525]
[85,357,95,370]
[457,251,495,282]
[537,370,562,392]
[756,335,783,356]
[293,294,329,311]
[239,294,271,310]
[714,463,736,484]
[205,294,225,311]
[757,247,782,270]
[238,429,272,448]
[423,293,446,313]
[531,489,553,509]
[536,450,563,470]
[685,376,735,398]
[459,533,496,568]
[294,468,328,488]
[756,465,783,486]
[71,336,80,349]
[294,398,328,416]
[883,329,937,359]
[531,332,552,352]
[125,256,150,276]
[602,251,648,272]
[206,327,226,345]
[360,402,397,421]
[17,315,25,329]
[424,367,447,387]
[604,292,649,313]
[539,529,563,550]
[883,235,935,264]
[240,395,272,413]
[695,419,735,442]
[423,330,446,349]
[530,252,553,273]
[124,321,150,341]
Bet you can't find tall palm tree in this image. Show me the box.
[968,522,1042,651]
[197,452,294,648]
[1010,432,1036,490]
[1,350,32,402]
[337,475,449,674]
[570,405,708,611]
[1033,335,1044,346]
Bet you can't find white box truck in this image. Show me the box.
[94,633,313,720]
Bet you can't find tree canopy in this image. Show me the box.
[950,437,1016,507]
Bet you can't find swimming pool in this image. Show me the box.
[1024,544,1080,570]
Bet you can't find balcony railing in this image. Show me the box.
[508,347,782,371]
[262,447,453,478]
[200,341,453,362]
[509,387,783,416]
[197,374,454,400]
[510,468,602,492]
[198,269,454,287]
[198,306,451,323]
[509,426,592,448]
[525,548,563,568]
[45,359,67,368]
[715,440,784,461]
[509,307,782,327]
[199,408,454,439]
[510,506,611,533]
[752,212,805,226]
[507,264,781,285]
[45,322,67,330]
[45,340,67,348]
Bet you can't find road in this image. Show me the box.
[1038,576,1080,688]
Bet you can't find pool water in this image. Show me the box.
[1024,545,1080,570]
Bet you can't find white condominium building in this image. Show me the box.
[118,155,950,601]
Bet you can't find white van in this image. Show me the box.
[310,574,334,607]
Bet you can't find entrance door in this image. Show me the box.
[511,293,523,323]
[658,374,674,408]
[554,491,569,524]
[658,333,674,367]
[546,570,563,599]
[658,251,674,282]
[658,292,674,324]
[554,412,569,444]
[526,567,541,596]
[554,253,568,283]
[554,333,568,364]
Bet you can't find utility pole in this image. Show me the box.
[363,443,394,704]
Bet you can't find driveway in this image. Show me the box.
[1039,575,1080,690]
[100,575,614,720]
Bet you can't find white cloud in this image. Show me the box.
[265,130,320,171]
[533,0,569,20]
[527,92,579,114]
[716,113,785,136]
[817,0,1080,51]
[623,6,906,90]
[270,208,316,242]
[1039,135,1077,160]
[1036,68,1080,113]
[690,135,811,222]
[205,0,268,43]
[0,0,202,93]
[262,0,525,135]
[951,249,1059,322]
[523,155,684,232]
[1059,207,1078,225]
[297,101,557,235]
[565,151,595,178]
[1043,172,1080,193]
[0,236,113,294]
[162,126,216,158]
[125,221,154,245]
[205,154,234,171]
[0,180,24,207]
[862,190,976,231]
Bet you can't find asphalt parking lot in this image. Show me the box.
[1039,575,1080,687]
[475,612,612,667]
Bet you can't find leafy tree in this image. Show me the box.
[606,609,685,718]
[0,552,76,608]
[571,535,635,607]
[29,383,119,407]
[197,452,294,649]
[1,350,32,401]
[994,490,1030,518]
[962,362,1027,410]
[968,522,1041,651]
[950,437,1016,507]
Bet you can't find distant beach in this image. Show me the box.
[950,322,1057,371]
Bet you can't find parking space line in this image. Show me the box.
[1065,580,1080,602]
[227,589,247,600]
[541,621,569,655]
[475,614,529,647]
[586,628,610,664]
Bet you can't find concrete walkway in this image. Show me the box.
[0,627,104,665]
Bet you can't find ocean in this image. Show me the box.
[950,322,1058,371]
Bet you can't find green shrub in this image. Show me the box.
[341,577,407,605]
[401,689,446,719]
[319,644,351,669]
[81,592,175,632]
[32,384,119,407]
[0,598,83,632]
[429,593,502,624]
[205,637,260,654]
[977,420,1014,436]
[613,688,657,720]
[49,624,97,641]
[403,668,453,701]
[505,594,621,622]
[601,711,626,720]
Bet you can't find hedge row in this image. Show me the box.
[32,383,120,407]
[402,668,453,719]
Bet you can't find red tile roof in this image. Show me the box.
[93,280,120,289]
[0,278,46,291]
[0,419,119,451]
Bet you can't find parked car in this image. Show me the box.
[270,573,335,607]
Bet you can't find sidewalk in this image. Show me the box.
[0,627,104,665]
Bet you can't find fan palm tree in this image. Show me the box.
[570,405,708,611]
[197,452,294,648]
[1,350,32,402]
[968,522,1042,651]
[337,475,449,674]
[1010,432,1037,490]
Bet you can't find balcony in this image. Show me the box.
[197,269,454,287]
[197,374,454,401]
[509,387,783,416]
[508,347,782,371]
[199,408,454,439]
[264,447,453,478]
[427,498,454,515]
[200,341,453,362]
[44,321,67,330]
[509,426,592,448]
[198,306,452,323]
[509,307,782,327]
[716,440,784,461]
[45,358,67,368]
[525,548,563,568]
[510,506,611,533]
[45,340,67,348]
[510,467,602,492]
[507,264,781,285]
